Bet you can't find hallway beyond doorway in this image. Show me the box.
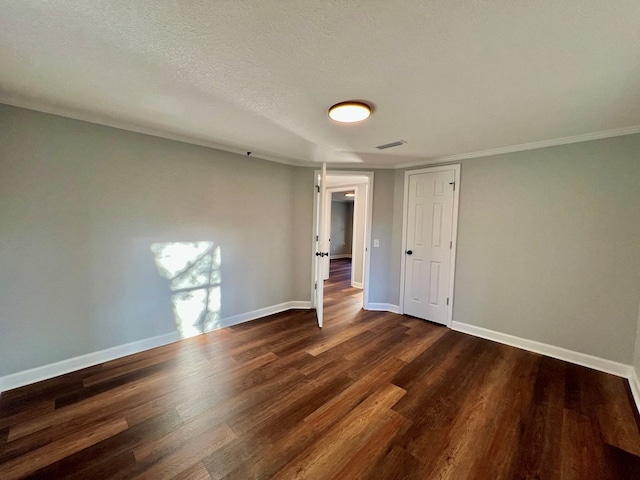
[323,258,363,314]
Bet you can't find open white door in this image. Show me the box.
[323,193,331,280]
[314,163,328,327]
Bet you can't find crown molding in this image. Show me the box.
[4,98,640,171]
[395,125,640,169]
[0,98,314,168]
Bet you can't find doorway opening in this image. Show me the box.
[324,257,361,309]
[312,171,374,325]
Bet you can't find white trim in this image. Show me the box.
[399,165,461,328]
[330,254,352,260]
[0,99,312,168]
[0,331,181,393]
[395,125,640,169]
[629,369,640,417]
[287,301,313,310]
[218,301,312,329]
[327,181,368,299]
[312,170,374,311]
[366,303,401,314]
[6,100,640,171]
[0,301,313,393]
[452,321,640,416]
[451,321,633,378]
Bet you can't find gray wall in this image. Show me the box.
[330,200,353,256]
[385,135,640,364]
[0,104,309,376]
[291,167,314,301]
[367,169,396,304]
[2,102,639,377]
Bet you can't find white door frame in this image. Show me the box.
[311,170,374,309]
[399,164,461,327]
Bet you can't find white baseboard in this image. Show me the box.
[451,321,632,378]
[0,300,314,393]
[330,254,352,259]
[366,303,401,314]
[219,301,312,328]
[629,369,640,417]
[351,281,363,289]
[287,301,313,310]
[0,331,181,393]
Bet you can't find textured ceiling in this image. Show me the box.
[1,1,640,168]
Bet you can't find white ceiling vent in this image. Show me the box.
[375,140,407,150]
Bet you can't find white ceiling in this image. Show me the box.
[2,1,639,168]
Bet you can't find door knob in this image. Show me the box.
[406,250,413,255]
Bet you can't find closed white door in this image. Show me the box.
[403,169,456,325]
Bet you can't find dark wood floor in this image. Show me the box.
[2,258,640,479]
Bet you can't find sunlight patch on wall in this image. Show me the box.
[151,241,221,338]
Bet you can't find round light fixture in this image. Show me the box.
[328,101,371,123]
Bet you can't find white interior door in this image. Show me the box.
[323,193,331,280]
[314,163,328,327]
[403,169,456,325]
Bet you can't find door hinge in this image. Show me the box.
[449,181,455,191]
[450,241,452,249]
[316,185,320,193]
[446,297,450,305]
[315,282,317,290]
[316,235,319,241]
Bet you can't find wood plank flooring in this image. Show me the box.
[2,258,640,479]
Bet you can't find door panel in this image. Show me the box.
[403,170,455,325]
[410,259,423,301]
[315,163,327,327]
[431,204,443,247]
[428,261,441,306]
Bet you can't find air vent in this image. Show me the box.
[375,139,407,150]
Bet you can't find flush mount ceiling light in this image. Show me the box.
[328,101,371,123]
